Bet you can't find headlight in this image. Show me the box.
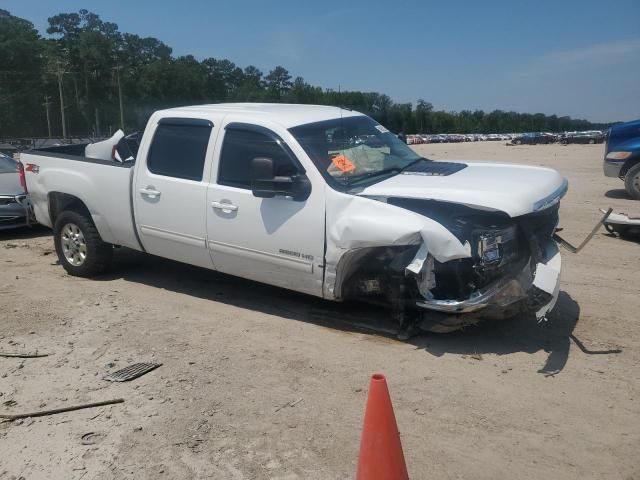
[475,225,518,267]
[606,151,632,160]
[478,233,501,264]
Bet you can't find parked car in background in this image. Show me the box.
[0,143,19,157]
[561,131,605,144]
[0,153,30,230]
[603,119,640,199]
[512,133,554,145]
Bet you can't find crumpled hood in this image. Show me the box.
[357,160,567,217]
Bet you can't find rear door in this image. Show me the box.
[134,117,218,268]
[205,120,325,297]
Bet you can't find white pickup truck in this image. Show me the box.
[23,103,568,335]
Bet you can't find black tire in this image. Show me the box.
[624,163,640,200]
[53,210,113,277]
[589,138,595,144]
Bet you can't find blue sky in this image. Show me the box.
[3,0,639,122]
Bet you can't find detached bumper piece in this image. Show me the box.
[602,208,640,239]
[553,208,612,253]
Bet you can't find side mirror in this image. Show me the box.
[250,157,311,202]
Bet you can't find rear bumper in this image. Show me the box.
[0,214,29,230]
[603,160,624,178]
[0,199,31,230]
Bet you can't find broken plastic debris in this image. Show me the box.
[103,362,162,382]
[85,129,124,161]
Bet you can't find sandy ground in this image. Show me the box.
[1,142,639,480]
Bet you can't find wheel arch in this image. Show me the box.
[48,192,92,225]
[621,157,640,178]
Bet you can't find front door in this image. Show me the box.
[206,122,325,297]
[134,117,217,268]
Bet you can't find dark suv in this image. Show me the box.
[512,133,554,145]
[561,132,604,144]
[604,119,640,199]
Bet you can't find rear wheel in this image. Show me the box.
[53,210,113,277]
[624,163,640,200]
[589,138,595,144]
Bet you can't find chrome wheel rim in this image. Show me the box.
[633,171,640,193]
[61,223,87,266]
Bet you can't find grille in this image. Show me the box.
[519,203,560,246]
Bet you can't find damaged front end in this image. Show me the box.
[328,195,563,335]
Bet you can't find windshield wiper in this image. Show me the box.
[346,166,403,185]
[399,157,425,172]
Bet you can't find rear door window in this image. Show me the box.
[147,120,212,181]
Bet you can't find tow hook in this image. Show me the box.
[553,207,613,253]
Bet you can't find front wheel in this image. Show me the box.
[53,210,113,277]
[624,163,640,200]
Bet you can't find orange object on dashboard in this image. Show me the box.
[332,154,356,173]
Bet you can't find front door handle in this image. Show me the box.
[139,187,161,199]
[211,201,238,212]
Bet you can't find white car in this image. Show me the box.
[23,103,566,335]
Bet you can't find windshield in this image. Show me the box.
[289,116,422,187]
[0,154,18,174]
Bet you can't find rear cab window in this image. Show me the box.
[147,118,213,181]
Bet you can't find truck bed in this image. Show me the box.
[22,147,142,250]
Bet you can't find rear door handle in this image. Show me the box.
[211,201,238,212]
[139,187,161,198]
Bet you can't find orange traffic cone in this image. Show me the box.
[356,373,409,480]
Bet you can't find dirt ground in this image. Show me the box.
[1,142,638,480]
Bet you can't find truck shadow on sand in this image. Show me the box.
[604,188,632,200]
[105,248,620,375]
[409,292,596,376]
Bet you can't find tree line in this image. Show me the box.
[0,9,611,139]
